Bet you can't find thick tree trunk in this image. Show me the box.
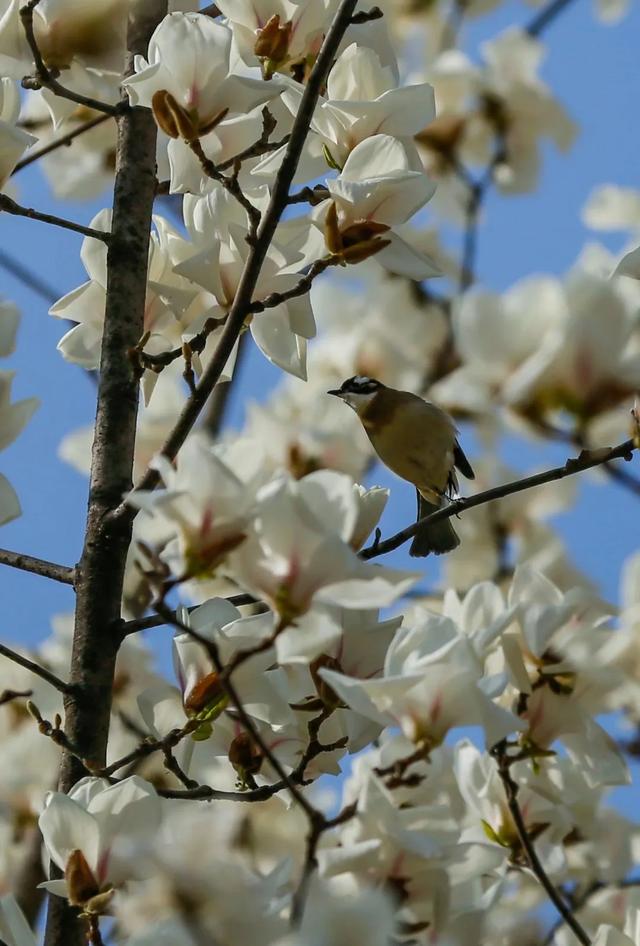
[43,5,167,945]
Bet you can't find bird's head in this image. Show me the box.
[327,376,385,413]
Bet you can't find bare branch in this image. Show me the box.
[0,194,110,241]
[360,439,637,559]
[0,547,75,585]
[247,257,335,315]
[12,114,113,175]
[526,0,578,36]
[0,248,62,304]
[188,138,262,233]
[456,145,505,293]
[0,643,72,695]
[492,741,591,946]
[291,802,357,926]
[119,593,262,637]
[214,106,289,172]
[155,602,320,819]
[110,0,361,519]
[287,185,331,206]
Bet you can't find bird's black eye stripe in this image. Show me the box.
[342,376,381,394]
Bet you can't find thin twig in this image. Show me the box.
[0,194,110,241]
[287,185,331,206]
[0,547,75,585]
[0,644,72,695]
[492,742,591,946]
[12,113,113,175]
[86,915,105,946]
[189,139,262,233]
[456,147,504,293]
[290,802,358,926]
[0,248,61,304]
[119,593,261,637]
[155,602,319,820]
[110,0,361,520]
[92,719,199,778]
[360,438,637,559]
[19,0,121,116]
[247,257,335,315]
[215,107,289,172]
[526,0,578,36]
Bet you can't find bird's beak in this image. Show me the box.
[327,389,343,397]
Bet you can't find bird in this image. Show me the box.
[327,376,474,557]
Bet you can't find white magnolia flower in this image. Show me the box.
[124,13,280,193]
[39,776,161,908]
[51,211,218,400]
[216,0,337,79]
[275,880,396,946]
[254,43,435,183]
[321,614,523,752]
[313,134,439,279]
[173,183,316,380]
[454,740,572,874]
[231,469,418,621]
[0,0,129,77]
[126,435,254,581]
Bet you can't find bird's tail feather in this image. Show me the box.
[410,491,460,557]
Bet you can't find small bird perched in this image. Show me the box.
[328,376,474,557]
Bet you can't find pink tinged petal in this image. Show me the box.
[39,792,101,875]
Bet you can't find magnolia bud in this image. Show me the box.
[228,731,263,777]
[65,849,100,908]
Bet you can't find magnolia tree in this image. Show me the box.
[0,0,640,945]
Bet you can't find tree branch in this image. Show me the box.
[526,0,578,36]
[0,194,110,241]
[43,5,169,946]
[110,0,361,520]
[0,248,62,304]
[492,742,591,946]
[0,643,72,695]
[12,114,113,175]
[360,439,637,559]
[119,593,262,637]
[0,547,75,584]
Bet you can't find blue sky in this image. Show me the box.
[0,0,639,666]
